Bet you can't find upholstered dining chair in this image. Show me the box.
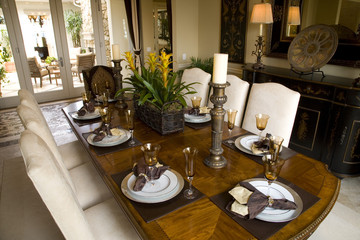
[27,57,51,88]
[181,67,211,107]
[83,65,116,98]
[208,75,250,126]
[19,130,141,240]
[241,82,300,147]
[17,104,111,210]
[18,89,89,170]
[71,53,95,82]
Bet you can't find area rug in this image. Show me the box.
[0,102,74,148]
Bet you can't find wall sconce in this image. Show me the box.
[286,6,300,37]
[250,1,273,69]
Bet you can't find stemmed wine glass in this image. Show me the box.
[262,136,284,205]
[226,109,238,144]
[255,113,270,140]
[94,83,100,105]
[81,91,91,107]
[125,109,136,146]
[191,96,202,115]
[99,107,112,136]
[102,92,109,108]
[141,143,161,186]
[183,147,198,199]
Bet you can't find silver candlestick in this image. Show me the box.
[204,81,230,168]
[112,59,127,109]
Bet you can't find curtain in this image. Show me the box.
[124,0,142,69]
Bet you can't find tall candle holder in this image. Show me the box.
[204,81,230,168]
[112,59,127,109]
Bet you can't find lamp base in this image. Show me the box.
[203,155,227,169]
[252,62,265,70]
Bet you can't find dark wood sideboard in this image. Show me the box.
[242,64,360,177]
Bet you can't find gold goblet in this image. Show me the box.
[191,96,202,115]
[255,113,270,140]
[183,147,198,199]
[141,143,161,186]
[81,91,91,106]
[125,109,136,146]
[99,107,112,136]
[226,109,238,144]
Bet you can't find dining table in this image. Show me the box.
[62,100,340,240]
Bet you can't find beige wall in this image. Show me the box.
[172,0,199,70]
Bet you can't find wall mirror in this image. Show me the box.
[266,0,360,68]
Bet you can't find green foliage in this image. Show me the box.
[64,10,83,48]
[115,53,198,111]
[1,30,12,61]
[45,56,57,64]
[189,57,214,75]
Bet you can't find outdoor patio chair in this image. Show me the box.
[27,57,51,88]
[71,53,95,82]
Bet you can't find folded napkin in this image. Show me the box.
[187,107,210,116]
[132,159,169,191]
[77,102,95,116]
[226,182,297,220]
[251,134,271,154]
[92,124,123,142]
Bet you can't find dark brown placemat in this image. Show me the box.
[112,169,205,223]
[222,133,297,164]
[69,111,102,126]
[185,121,211,129]
[210,176,320,240]
[82,132,142,156]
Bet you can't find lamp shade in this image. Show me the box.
[250,3,273,24]
[287,6,300,25]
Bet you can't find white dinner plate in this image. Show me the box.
[71,109,101,120]
[121,169,184,203]
[184,113,211,123]
[243,178,303,222]
[126,170,178,198]
[235,135,264,156]
[87,128,130,147]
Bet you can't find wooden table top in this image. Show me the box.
[63,101,340,240]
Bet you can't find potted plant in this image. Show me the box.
[64,10,83,48]
[116,51,198,135]
[0,48,9,97]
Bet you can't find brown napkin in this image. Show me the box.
[92,123,118,142]
[77,102,95,116]
[251,134,271,154]
[226,182,297,220]
[132,159,169,191]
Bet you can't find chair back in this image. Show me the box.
[76,53,95,71]
[20,130,95,240]
[17,104,76,192]
[18,89,46,124]
[181,68,211,107]
[223,75,250,126]
[241,82,300,147]
[83,65,116,97]
[27,57,41,76]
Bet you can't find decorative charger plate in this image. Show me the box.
[288,24,338,73]
[121,169,184,203]
[71,110,101,120]
[87,129,130,147]
[184,113,211,123]
[243,178,303,222]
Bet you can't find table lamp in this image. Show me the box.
[250,1,273,69]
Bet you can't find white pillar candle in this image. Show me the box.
[112,44,121,60]
[259,23,263,36]
[212,53,228,84]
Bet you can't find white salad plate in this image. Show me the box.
[184,113,211,123]
[71,109,101,120]
[87,129,130,147]
[121,169,184,203]
[243,178,303,222]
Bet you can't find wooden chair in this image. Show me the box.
[207,75,250,127]
[241,82,300,147]
[181,67,211,107]
[83,65,116,98]
[27,57,51,88]
[19,130,141,240]
[71,53,95,82]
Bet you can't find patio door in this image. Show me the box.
[0,0,107,109]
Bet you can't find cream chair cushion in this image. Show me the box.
[20,130,96,240]
[17,105,112,209]
[20,130,141,240]
[181,68,211,107]
[241,82,300,147]
[18,89,89,170]
[208,75,249,126]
